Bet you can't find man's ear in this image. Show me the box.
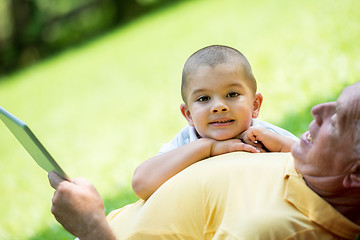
[343,164,360,188]
[180,103,194,127]
[252,92,263,118]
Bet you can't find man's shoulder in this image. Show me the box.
[190,152,293,177]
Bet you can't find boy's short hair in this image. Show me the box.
[181,45,257,103]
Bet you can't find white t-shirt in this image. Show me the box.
[158,119,298,155]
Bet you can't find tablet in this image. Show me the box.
[0,106,69,180]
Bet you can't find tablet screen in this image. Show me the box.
[0,106,69,180]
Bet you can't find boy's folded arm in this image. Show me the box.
[132,138,215,200]
[132,138,261,200]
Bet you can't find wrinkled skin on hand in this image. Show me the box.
[48,171,115,240]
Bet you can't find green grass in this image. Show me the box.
[0,0,359,239]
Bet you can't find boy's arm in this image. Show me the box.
[132,138,259,200]
[240,126,297,152]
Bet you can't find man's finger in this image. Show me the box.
[48,171,67,189]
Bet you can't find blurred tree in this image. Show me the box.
[10,0,41,68]
[0,0,179,77]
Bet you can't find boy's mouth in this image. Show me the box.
[210,119,234,125]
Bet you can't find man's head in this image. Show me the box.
[292,82,360,194]
[180,45,263,140]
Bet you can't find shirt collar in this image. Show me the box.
[284,158,360,239]
[189,126,199,142]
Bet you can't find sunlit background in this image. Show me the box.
[0,0,359,239]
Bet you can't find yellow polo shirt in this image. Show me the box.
[107,152,360,239]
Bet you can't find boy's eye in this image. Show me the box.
[227,92,240,98]
[197,96,210,102]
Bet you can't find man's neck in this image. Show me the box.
[303,176,360,224]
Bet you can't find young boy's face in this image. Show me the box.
[181,63,262,140]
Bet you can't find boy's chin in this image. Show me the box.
[211,134,240,141]
[199,130,241,141]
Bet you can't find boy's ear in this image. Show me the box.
[252,92,263,118]
[180,103,195,127]
[343,163,360,188]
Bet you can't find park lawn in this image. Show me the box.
[0,0,359,239]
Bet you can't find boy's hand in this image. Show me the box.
[239,126,296,152]
[210,138,260,157]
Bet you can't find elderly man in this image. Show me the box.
[49,82,360,239]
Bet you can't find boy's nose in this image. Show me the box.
[211,102,229,113]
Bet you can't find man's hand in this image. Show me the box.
[48,171,115,240]
[210,138,261,157]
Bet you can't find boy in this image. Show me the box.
[132,45,297,200]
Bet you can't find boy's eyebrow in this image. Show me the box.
[188,88,207,97]
[190,83,246,95]
[188,82,249,98]
[227,83,247,88]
